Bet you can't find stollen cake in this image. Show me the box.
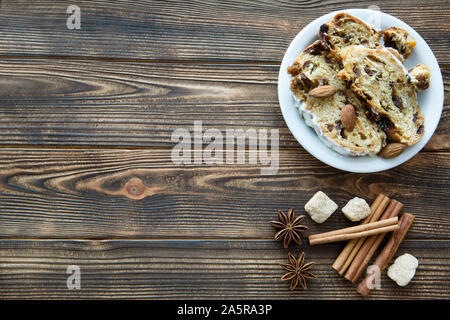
[408,63,431,91]
[383,27,416,59]
[287,12,430,157]
[289,41,386,156]
[318,13,412,62]
[338,46,425,145]
[318,13,382,53]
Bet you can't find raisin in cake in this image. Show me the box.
[338,46,424,145]
[289,41,386,156]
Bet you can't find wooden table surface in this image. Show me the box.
[0,0,448,300]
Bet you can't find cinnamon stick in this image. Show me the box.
[332,194,390,274]
[309,219,399,246]
[345,199,403,283]
[339,197,394,275]
[309,217,398,241]
[357,213,415,296]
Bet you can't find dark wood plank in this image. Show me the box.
[0,148,448,239]
[0,0,448,64]
[0,59,282,147]
[0,239,447,299]
[0,59,447,150]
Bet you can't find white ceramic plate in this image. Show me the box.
[278,9,444,173]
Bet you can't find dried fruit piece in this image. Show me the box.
[308,85,337,98]
[287,63,301,76]
[379,143,407,159]
[341,104,356,131]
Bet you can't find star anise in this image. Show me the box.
[281,252,316,290]
[270,208,309,248]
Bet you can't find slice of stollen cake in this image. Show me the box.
[338,46,425,145]
[288,41,386,156]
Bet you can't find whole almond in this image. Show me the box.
[341,104,356,131]
[379,143,407,159]
[308,85,336,98]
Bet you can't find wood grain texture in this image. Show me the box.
[0,0,448,64]
[0,0,448,300]
[0,59,447,150]
[0,239,448,299]
[0,148,448,239]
